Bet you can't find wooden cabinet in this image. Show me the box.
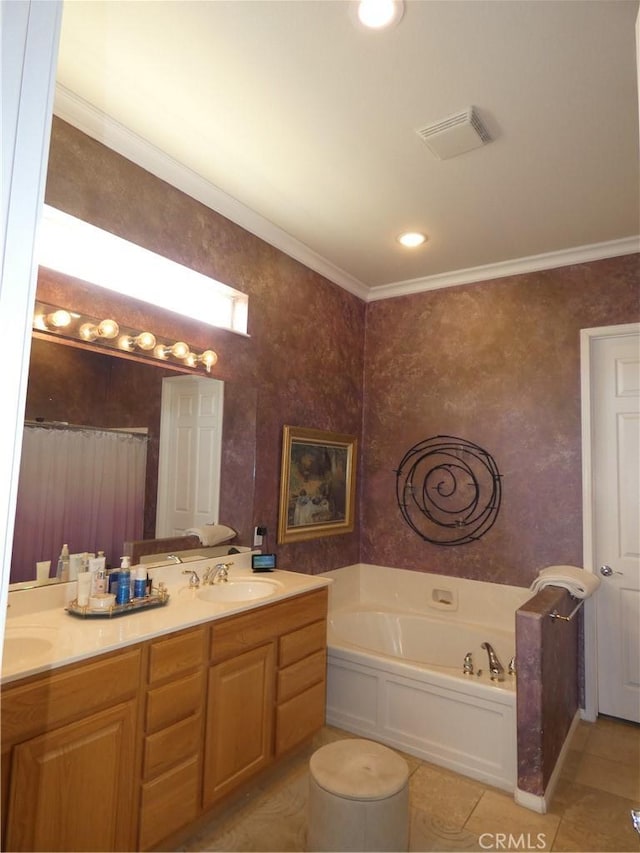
[1,648,142,852]
[204,586,328,805]
[276,618,327,755]
[203,642,275,807]
[138,626,206,851]
[1,585,328,852]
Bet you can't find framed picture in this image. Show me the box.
[277,426,358,544]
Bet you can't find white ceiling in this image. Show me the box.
[54,0,640,302]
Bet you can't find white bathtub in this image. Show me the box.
[323,565,531,793]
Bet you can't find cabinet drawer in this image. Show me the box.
[148,627,205,684]
[279,619,326,668]
[277,649,326,704]
[139,756,200,851]
[146,671,204,734]
[275,681,325,756]
[1,648,142,746]
[143,712,202,780]
[210,587,327,662]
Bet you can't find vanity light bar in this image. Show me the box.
[33,301,218,374]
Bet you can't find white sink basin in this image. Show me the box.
[197,580,280,603]
[3,626,58,665]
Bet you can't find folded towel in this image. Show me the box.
[185,523,236,547]
[529,565,601,599]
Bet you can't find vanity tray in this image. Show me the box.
[66,589,170,619]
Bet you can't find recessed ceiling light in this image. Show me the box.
[397,231,428,248]
[357,0,404,30]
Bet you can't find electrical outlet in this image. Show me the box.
[253,526,264,547]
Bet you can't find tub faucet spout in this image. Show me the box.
[481,642,505,682]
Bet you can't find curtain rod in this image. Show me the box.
[25,419,149,438]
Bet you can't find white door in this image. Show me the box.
[586,325,640,722]
[155,375,224,537]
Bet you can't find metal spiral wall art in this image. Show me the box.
[395,435,502,546]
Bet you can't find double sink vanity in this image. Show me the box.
[1,557,331,851]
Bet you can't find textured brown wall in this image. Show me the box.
[362,258,640,587]
[42,119,639,583]
[43,118,365,574]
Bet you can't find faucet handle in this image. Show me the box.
[182,569,200,588]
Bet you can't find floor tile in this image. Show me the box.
[551,779,640,852]
[410,764,485,832]
[568,720,592,752]
[552,818,640,852]
[575,752,640,801]
[410,807,480,852]
[464,789,561,852]
[176,719,640,853]
[585,717,640,767]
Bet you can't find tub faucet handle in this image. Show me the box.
[481,642,505,682]
[508,656,516,676]
[463,652,474,675]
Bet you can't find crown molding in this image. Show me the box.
[366,237,640,302]
[54,85,638,307]
[53,85,370,302]
[367,235,640,302]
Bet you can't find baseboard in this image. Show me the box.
[515,709,581,813]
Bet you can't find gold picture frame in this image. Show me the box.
[277,426,357,544]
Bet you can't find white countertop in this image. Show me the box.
[2,558,331,685]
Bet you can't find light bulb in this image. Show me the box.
[170,341,190,359]
[135,331,156,351]
[357,0,403,29]
[397,231,427,248]
[45,309,72,328]
[79,322,98,341]
[201,350,218,371]
[97,318,119,339]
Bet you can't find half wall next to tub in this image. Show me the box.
[515,585,581,812]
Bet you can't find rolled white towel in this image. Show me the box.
[185,523,236,547]
[529,565,601,599]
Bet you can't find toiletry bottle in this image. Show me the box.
[56,543,70,582]
[116,556,131,605]
[88,553,107,594]
[94,565,107,594]
[133,566,147,599]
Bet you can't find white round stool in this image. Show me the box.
[307,738,409,852]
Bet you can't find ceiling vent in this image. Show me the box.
[416,107,491,160]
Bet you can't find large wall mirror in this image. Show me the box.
[11,322,256,588]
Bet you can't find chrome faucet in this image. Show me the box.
[481,642,505,682]
[182,569,200,588]
[167,554,183,564]
[213,562,233,583]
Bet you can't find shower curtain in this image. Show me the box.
[11,425,147,583]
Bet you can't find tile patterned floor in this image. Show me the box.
[178,716,640,853]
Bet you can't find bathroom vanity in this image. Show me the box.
[1,565,329,851]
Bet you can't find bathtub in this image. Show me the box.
[323,565,531,793]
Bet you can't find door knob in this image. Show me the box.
[600,565,623,577]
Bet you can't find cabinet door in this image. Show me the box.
[203,643,274,807]
[5,700,137,852]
